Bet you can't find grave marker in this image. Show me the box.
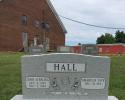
[28,46,43,54]
[11,53,118,100]
[82,44,98,55]
[57,46,73,53]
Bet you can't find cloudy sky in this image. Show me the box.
[50,0,125,46]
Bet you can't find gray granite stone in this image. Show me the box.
[21,53,110,100]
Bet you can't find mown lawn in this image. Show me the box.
[0,52,23,100]
[0,52,125,100]
[109,55,125,100]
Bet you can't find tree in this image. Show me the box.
[104,33,116,44]
[115,30,125,43]
[78,43,82,45]
[96,35,105,44]
[96,33,115,44]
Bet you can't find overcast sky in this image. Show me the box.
[50,0,125,46]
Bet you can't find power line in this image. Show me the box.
[59,15,125,30]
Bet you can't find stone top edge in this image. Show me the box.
[22,53,110,59]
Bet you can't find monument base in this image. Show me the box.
[11,95,119,100]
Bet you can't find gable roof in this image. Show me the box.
[46,0,67,34]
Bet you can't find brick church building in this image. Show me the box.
[0,0,67,51]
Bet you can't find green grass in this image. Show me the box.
[109,55,125,100]
[0,52,23,100]
[0,52,125,100]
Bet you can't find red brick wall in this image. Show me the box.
[0,0,65,51]
[98,45,125,54]
[71,46,81,53]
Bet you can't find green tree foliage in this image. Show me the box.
[115,30,125,43]
[96,35,105,44]
[96,33,115,44]
[105,33,116,44]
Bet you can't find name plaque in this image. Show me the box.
[46,63,86,72]
[81,78,105,89]
[26,77,50,88]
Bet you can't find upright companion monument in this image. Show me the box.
[81,44,98,55]
[11,53,118,100]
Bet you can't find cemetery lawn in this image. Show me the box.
[0,52,23,100]
[109,55,125,100]
[0,52,125,100]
